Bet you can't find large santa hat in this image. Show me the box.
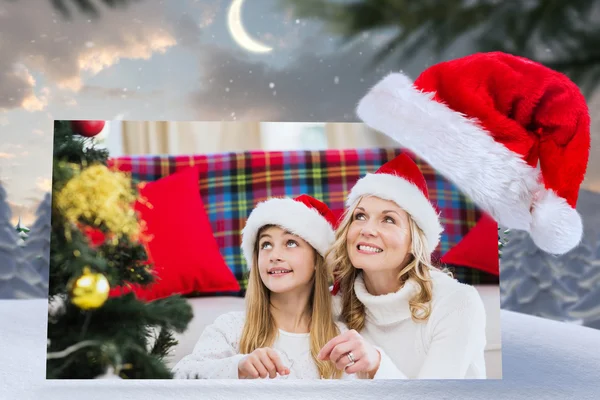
[241,194,338,268]
[346,153,444,253]
[356,51,591,255]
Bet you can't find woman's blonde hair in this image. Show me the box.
[239,225,344,379]
[327,196,451,331]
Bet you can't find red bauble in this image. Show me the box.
[71,120,105,137]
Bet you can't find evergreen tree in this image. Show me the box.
[567,232,600,329]
[46,120,192,379]
[500,230,593,324]
[281,0,600,95]
[22,192,52,292]
[0,182,46,299]
[16,216,30,243]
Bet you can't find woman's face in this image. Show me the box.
[346,196,413,273]
[257,226,316,295]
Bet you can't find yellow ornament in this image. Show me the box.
[68,267,110,310]
[55,163,140,240]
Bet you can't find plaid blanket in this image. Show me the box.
[109,148,498,296]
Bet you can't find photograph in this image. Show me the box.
[1,0,599,398]
[45,120,501,380]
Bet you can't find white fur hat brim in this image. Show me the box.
[355,71,583,255]
[241,198,336,268]
[346,173,443,252]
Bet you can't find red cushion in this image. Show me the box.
[109,166,240,301]
[440,213,499,276]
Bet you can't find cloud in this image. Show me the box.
[7,200,38,227]
[172,12,204,47]
[188,40,415,121]
[22,87,51,112]
[0,63,37,110]
[67,35,176,89]
[0,150,30,159]
[0,0,179,110]
[79,85,164,99]
[35,177,52,193]
[0,144,23,151]
[196,1,222,28]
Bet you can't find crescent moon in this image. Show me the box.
[227,0,273,54]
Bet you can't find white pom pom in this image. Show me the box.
[529,189,583,255]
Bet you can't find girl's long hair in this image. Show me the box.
[327,197,452,332]
[239,225,344,379]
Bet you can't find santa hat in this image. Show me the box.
[356,51,590,255]
[241,194,337,268]
[346,153,444,253]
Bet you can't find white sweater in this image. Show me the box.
[172,311,404,379]
[332,269,487,379]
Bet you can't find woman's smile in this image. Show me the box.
[356,242,383,254]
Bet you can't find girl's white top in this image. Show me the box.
[172,311,403,379]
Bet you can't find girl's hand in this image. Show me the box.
[237,347,290,379]
[317,330,381,376]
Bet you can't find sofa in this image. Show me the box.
[108,147,502,379]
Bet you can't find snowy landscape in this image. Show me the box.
[500,189,600,330]
[0,184,49,299]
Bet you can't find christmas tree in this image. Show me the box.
[0,182,47,299]
[16,216,30,242]
[46,120,192,379]
[500,230,587,324]
[22,193,52,292]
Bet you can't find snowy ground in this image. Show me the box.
[2,299,599,398]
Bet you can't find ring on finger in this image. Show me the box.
[346,352,356,367]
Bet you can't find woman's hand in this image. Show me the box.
[317,329,381,377]
[237,348,290,379]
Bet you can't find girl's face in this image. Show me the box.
[346,196,413,274]
[257,226,316,295]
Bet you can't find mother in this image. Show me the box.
[318,153,487,379]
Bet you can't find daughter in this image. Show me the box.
[172,195,400,379]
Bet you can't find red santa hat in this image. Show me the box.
[356,51,590,255]
[241,194,338,268]
[346,153,444,253]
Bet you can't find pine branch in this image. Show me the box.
[50,0,142,20]
[150,328,178,360]
[47,293,192,378]
[119,345,174,379]
[543,53,600,70]
[282,0,600,94]
[53,121,109,167]
[96,235,155,287]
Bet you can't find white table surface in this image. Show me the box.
[1,299,598,400]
